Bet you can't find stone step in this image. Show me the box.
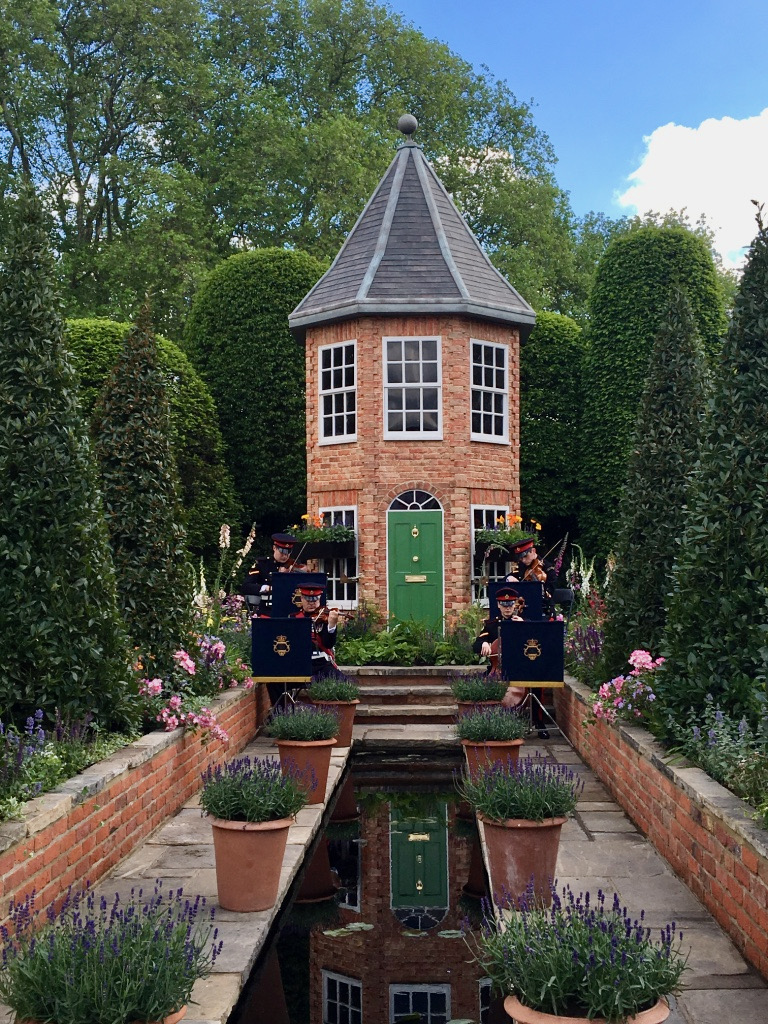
[356,685,454,706]
[355,703,457,726]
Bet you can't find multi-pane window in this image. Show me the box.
[384,337,442,438]
[320,341,356,442]
[323,971,362,1024]
[471,340,508,442]
[390,985,450,1024]
[472,505,511,603]
[318,507,357,608]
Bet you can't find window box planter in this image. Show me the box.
[299,538,356,560]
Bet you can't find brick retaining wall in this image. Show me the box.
[555,676,768,980]
[0,687,258,927]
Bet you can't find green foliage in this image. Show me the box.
[519,311,584,534]
[450,674,507,702]
[199,755,308,822]
[0,188,136,730]
[183,248,325,531]
[458,753,582,822]
[66,317,242,565]
[657,221,768,728]
[0,883,221,1024]
[265,702,339,741]
[600,288,710,676]
[456,705,528,741]
[580,226,727,553]
[468,884,687,1021]
[93,304,193,674]
[336,617,482,667]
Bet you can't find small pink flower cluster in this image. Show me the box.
[588,650,664,726]
[138,677,163,697]
[157,696,229,744]
[173,650,196,675]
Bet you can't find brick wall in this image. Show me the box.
[555,678,768,980]
[305,315,521,621]
[0,687,257,927]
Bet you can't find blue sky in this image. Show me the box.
[390,0,768,265]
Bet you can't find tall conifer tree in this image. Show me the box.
[600,288,709,677]
[94,302,192,674]
[657,219,768,728]
[0,188,134,728]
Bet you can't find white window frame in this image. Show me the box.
[470,338,509,443]
[318,505,358,609]
[471,504,512,605]
[319,339,357,444]
[323,970,362,1024]
[382,336,443,440]
[389,983,451,1024]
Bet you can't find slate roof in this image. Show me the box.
[289,141,535,334]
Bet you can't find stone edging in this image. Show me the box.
[555,675,768,980]
[0,687,257,927]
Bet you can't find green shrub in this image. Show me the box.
[0,188,135,730]
[183,248,325,531]
[93,304,193,674]
[66,317,242,564]
[658,221,768,728]
[599,288,710,677]
[580,226,726,553]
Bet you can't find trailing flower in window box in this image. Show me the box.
[474,515,541,558]
[289,513,356,558]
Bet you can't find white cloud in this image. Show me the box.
[616,108,768,268]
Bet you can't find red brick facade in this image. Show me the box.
[555,679,768,981]
[305,314,521,621]
[0,688,257,929]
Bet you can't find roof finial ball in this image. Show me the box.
[397,113,418,140]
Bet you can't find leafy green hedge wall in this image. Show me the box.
[66,318,242,562]
[520,311,584,535]
[0,192,135,730]
[658,225,768,728]
[600,288,710,677]
[580,227,726,554]
[183,248,325,532]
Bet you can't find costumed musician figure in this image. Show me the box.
[473,585,527,709]
[505,536,557,617]
[290,582,339,679]
[240,532,308,616]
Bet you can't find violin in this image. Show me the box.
[522,557,548,584]
[314,606,355,624]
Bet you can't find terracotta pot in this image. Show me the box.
[26,1004,189,1024]
[456,699,502,718]
[503,995,670,1024]
[296,836,339,903]
[276,737,336,804]
[311,699,359,746]
[210,816,293,911]
[330,773,360,822]
[462,737,524,780]
[479,813,566,906]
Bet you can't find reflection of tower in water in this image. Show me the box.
[302,779,498,1024]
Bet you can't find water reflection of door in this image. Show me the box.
[390,806,448,911]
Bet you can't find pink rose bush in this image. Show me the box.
[586,650,664,727]
[138,632,255,744]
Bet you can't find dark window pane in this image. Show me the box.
[393,992,409,1015]
[472,342,481,362]
[404,361,420,383]
[405,389,420,410]
[321,370,331,391]
[405,411,421,430]
[413,991,429,1012]
[346,393,356,411]
[423,388,438,409]
[472,365,482,386]
[388,340,402,361]
[388,363,402,384]
[389,412,403,431]
[333,367,343,389]
[321,349,332,370]
[351,987,361,1008]
[484,367,494,388]
[422,339,437,361]
[344,367,354,387]
[483,413,492,433]
[423,410,438,430]
[346,414,356,433]
[404,339,420,361]
[388,391,403,410]
[423,362,438,383]
[472,411,481,431]
[494,393,504,413]
[334,415,344,433]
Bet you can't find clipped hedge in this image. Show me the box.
[580,227,726,553]
[520,310,584,534]
[183,248,325,532]
[66,318,242,563]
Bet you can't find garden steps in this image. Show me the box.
[355,703,457,725]
[341,666,467,725]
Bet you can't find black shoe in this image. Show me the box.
[537,729,550,739]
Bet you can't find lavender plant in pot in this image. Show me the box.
[459,753,582,905]
[0,881,222,1024]
[466,882,687,1024]
[457,704,529,779]
[265,703,340,805]
[306,671,360,747]
[200,756,308,911]
[451,673,507,716]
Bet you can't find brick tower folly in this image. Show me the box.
[289,115,535,626]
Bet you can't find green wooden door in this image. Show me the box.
[390,806,449,908]
[387,510,443,626]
